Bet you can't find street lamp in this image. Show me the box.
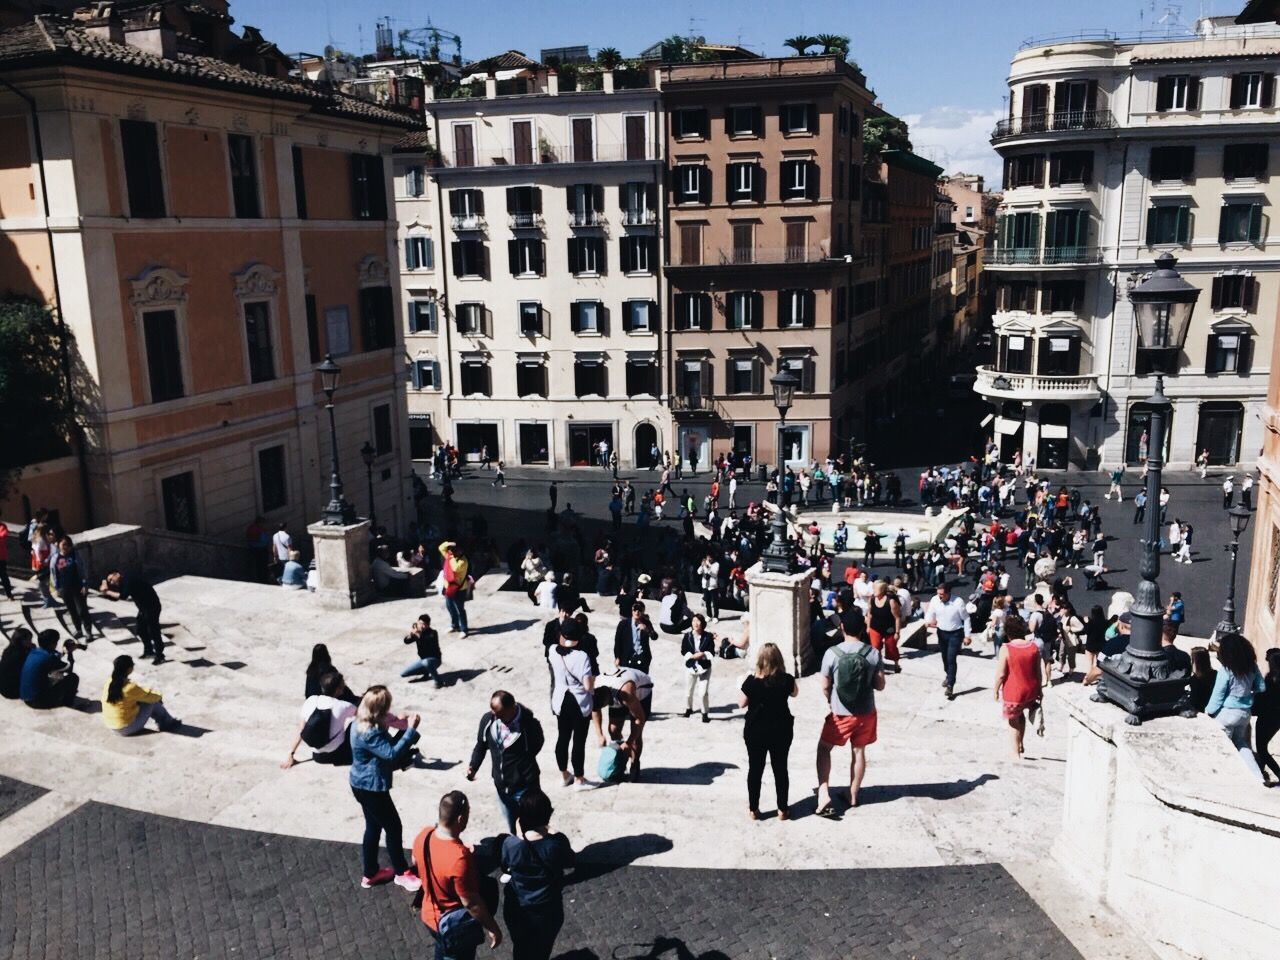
[317,354,357,526]
[1215,504,1253,637]
[360,441,377,533]
[1093,253,1199,724]
[761,369,801,574]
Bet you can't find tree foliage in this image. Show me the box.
[595,46,623,69]
[0,297,74,497]
[863,115,912,155]
[783,35,818,56]
[659,34,695,62]
[814,33,850,57]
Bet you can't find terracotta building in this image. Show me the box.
[0,2,419,541]
[658,56,875,468]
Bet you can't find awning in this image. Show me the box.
[1040,424,1069,439]
[461,67,529,83]
[980,413,994,428]
[996,416,1022,436]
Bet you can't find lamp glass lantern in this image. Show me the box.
[770,369,800,422]
[1129,252,1199,360]
[1229,504,1252,538]
[360,441,376,469]
[318,353,341,398]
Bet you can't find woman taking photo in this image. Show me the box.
[1205,633,1266,780]
[681,614,716,722]
[101,655,181,735]
[348,686,423,889]
[501,789,576,960]
[737,642,798,820]
[993,614,1041,759]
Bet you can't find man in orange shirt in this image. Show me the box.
[413,791,501,960]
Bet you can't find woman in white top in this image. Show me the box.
[521,549,547,602]
[534,571,558,610]
[852,570,874,615]
[548,618,596,788]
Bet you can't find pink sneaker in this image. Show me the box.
[394,871,422,892]
[360,867,395,889]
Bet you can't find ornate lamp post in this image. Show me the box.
[1215,504,1253,637]
[761,369,802,574]
[360,441,377,533]
[317,354,357,526]
[1093,253,1199,723]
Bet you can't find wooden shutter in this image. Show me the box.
[570,302,581,334]
[1265,74,1277,109]
[1241,334,1255,374]
[697,166,710,204]
[1219,207,1231,244]
[593,237,606,275]
[750,292,764,329]
[618,183,627,210]
[1206,334,1222,374]
[476,243,487,279]
[805,161,819,200]
[448,190,461,215]
[1176,206,1190,244]
[1231,75,1247,109]
[802,290,816,327]
[531,241,544,275]
[806,103,818,133]
[1155,77,1172,112]
[1053,80,1068,120]
[1032,155,1045,187]
[505,187,517,213]
[1086,79,1098,112]
[507,239,519,275]
[450,240,462,275]
[673,294,688,331]
[404,239,416,270]
[751,163,765,203]
[1048,154,1061,187]
[1187,78,1201,111]
[1249,203,1263,242]
[566,237,578,273]
[646,182,658,211]
[566,185,576,212]
[409,360,422,389]
[472,190,484,215]
[593,184,605,212]
[512,120,532,164]
[621,237,635,273]
[1211,276,1224,309]
[1044,211,1059,250]
[1247,275,1259,310]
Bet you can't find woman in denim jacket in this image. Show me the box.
[1205,634,1266,781]
[349,685,423,889]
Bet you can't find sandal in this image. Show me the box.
[815,804,840,819]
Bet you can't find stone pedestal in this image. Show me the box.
[745,563,816,676]
[307,520,373,609]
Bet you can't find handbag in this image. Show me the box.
[417,829,485,951]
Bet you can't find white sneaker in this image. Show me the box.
[394,871,422,892]
[573,780,598,791]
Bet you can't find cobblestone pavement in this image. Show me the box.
[0,800,1083,960]
[0,775,44,822]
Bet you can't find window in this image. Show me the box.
[456,302,487,336]
[676,165,708,204]
[1212,274,1256,311]
[226,134,258,218]
[1224,143,1269,181]
[1005,154,1044,189]
[779,356,812,392]
[1230,72,1274,109]
[678,359,708,399]
[1146,204,1191,245]
[567,236,605,275]
[571,117,594,161]
[518,301,543,337]
[620,235,654,273]
[781,159,816,200]
[726,291,761,330]
[679,223,702,265]
[780,103,817,134]
[350,153,387,220]
[567,183,604,225]
[624,300,655,333]
[726,357,759,395]
[674,292,710,331]
[853,280,877,315]
[507,238,545,276]
[142,309,184,402]
[404,165,425,197]
[778,289,814,328]
[449,188,485,225]
[160,471,198,534]
[292,145,308,219]
[620,181,656,224]
[372,404,394,456]
[1052,79,1098,126]
[1219,201,1264,245]
[1207,331,1249,374]
[459,360,490,396]
[785,221,808,261]
[1044,209,1089,255]
[1048,151,1092,186]
[325,307,351,356]
[305,294,320,362]
[359,286,395,351]
[451,239,488,278]
[726,105,761,137]
[1155,75,1199,112]
[453,124,476,167]
[516,359,547,397]
[998,335,1031,374]
[120,119,165,218]
[570,300,603,334]
[257,445,287,513]
[838,104,849,134]
[1042,279,1085,313]
[574,357,607,397]
[1268,525,1280,614]
[1150,145,1194,183]
[1020,83,1049,129]
[672,108,708,139]
[409,359,440,390]
[965,205,975,220]
[848,162,862,201]
[242,301,275,383]
[999,212,1041,252]
[732,223,754,263]
[624,115,647,160]
[1037,335,1081,376]
[511,120,533,165]
[404,235,434,271]
[727,161,761,203]
[506,185,542,226]
[625,357,658,396]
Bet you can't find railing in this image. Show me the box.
[671,393,717,415]
[439,142,656,168]
[991,110,1116,141]
[451,214,486,231]
[667,244,833,268]
[509,213,543,229]
[990,245,1101,266]
[621,209,657,226]
[975,365,1100,398]
[569,211,607,227]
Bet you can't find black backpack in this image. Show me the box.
[300,706,334,748]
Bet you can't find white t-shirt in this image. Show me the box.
[299,695,356,753]
[659,593,680,627]
[535,580,558,610]
[272,530,292,562]
[596,667,653,702]
[549,647,594,717]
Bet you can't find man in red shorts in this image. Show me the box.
[816,608,885,816]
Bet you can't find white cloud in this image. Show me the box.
[901,107,1004,188]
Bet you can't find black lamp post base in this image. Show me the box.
[322,499,359,526]
[1091,648,1193,725]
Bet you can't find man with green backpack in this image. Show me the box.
[815,608,885,817]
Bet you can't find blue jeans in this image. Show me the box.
[400,656,440,680]
[937,628,965,688]
[495,787,529,833]
[444,595,468,632]
[1216,708,1265,781]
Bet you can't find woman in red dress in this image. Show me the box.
[994,614,1043,758]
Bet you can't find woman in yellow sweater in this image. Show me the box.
[102,655,181,735]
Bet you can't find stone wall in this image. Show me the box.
[1058,685,1280,960]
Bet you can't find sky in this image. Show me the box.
[232,0,1236,185]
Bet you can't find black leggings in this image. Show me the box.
[555,695,590,778]
[351,787,408,878]
[64,590,91,637]
[1257,715,1280,780]
[745,729,792,812]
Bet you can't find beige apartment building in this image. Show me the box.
[659,56,875,468]
[422,58,665,468]
[0,3,418,539]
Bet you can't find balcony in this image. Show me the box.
[671,393,719,417]
[974,365,1100,400]
[989,245,1102,266]
[991,110,1117,142]
[621,209,657,226]
[509,213,543,230]
[439,142,657,169]
[451,214,486,231]
[569,211,607,228]
[667,244,841,270]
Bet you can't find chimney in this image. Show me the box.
[547,70,559,96]
[124,7,177,60]
[602,69,615,93]
[75,2,124,44]
[484,74,498,99]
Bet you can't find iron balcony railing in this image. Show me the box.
[621,209,657,226]
[441,142,657,168]
[991,110,1117,141]
[989,245,1102,266]
[671,393,716,415]
[450,214,486,231]
[508,212,543,229]
[568,211,607,227]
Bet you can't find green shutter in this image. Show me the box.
[1249,203,1263,243]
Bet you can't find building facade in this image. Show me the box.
[0,4,417,540]
[659,56,874,468]
[422,62,666,468]
[983,15,1280,469]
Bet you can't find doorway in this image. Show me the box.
[518,423,549,465]
[634,423,659,468]
[998,402,1024,463]
[776,424,810,467]
[568,424,612,466]
[1037,403,1070,469]
[456,423,499,462]
[678,425,711,474]
[1125,403,1172,465]
[732,425,754,463]
[1195,402,1244,465]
